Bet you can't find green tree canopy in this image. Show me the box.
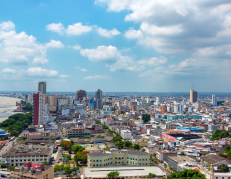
[124,141,132,148]
[107,171,119,179]
[134,144,140,150]
[165,169,206,179]
[216,164,230,173]
[72,145,85,152]
[148,173,156,178]
[142,114,150,123]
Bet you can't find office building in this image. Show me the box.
[76,90,87,101]
[95,89,102,109]
[25,94,33,105]
[87,149,150,168]
[32,92,45,125]
[38,81,46,94]
[161,105,167,113]
[212,94,217,106]
[190,90,197,103]
[156,150,177,163]
[89,98,95,110]
[10,162,54,179]
[50,94,57,106]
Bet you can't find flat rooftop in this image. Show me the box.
[84,167,165,178]
[168,156,195,163]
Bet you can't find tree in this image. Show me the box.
[64,166,72,175]
[71,167,79,174]
[42,161,49,165]
[63,154,71,160]
[142,114,150,123]
[142,148,146,152]
[107,171,119,179]
[180,152,185,156]
[96,135,102,138]
[124,141,132,148]
[17,136,27,141]
[134,144,140,150]
[104,147,110,150]
[115,141,123,149]
[165,169,206,179]
[216,164,230,173]
[112,135,122,143]
[60,141,73,150]
[148,173,156,178]
[0,163,6,168]
[74,154,83,166]
[164,163,167,169]
[224,145,231,152]
[72,145,85,152]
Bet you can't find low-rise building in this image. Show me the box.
[156,150,177,163]
[167,156,195,171]
[121,130,132,140]
[65,127,91,138]
[87,149,150,168]
[10,162,54,179]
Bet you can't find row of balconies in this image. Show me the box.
[90,158,148,162]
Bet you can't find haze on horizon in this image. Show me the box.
[0,0,231,92]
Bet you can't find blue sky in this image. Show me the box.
[0,0,231,92]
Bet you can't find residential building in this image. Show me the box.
[25,94,33,104]
[32,92,45,125]
[50,94,57,106]
[161,106,167,113]
[121,130,132,140]
[190,90,198,103]
[76,90,87,101]
[10,162,54,179]
[156,150,177,163]
[95,89,102,109]
[201,154,231,167]
[65,128,91,138]
[137,139,148,147]
[168,156,195,171]
[87,149,150,168]
[38,81,46,94]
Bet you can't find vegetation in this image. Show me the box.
[104,147,110,150]
[219,145,231,160]
[142,114,150,123]
[54,164,65,172]
[72,145,85,152]
[148,173,156,178]
[211,129,231,141]
[74,151,89,166]
[107,129,115,134]
[63,154,71,160]
[0,163,6,168]
[180,152,185,156]
[0,113,32,136]
[17,136,27,141]
[8,166,15,171]
[21,100,32,111]
[134,144,140,150]
[216,164,230,173]
[60,141,73,150]
[42,161,49,165]
[163,169,206,179]
[96,135,104,138]
[107,171,119,179]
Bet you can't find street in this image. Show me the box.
[0,140,14,160]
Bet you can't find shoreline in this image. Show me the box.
[0,96,22,123]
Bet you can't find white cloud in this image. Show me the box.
[137,56,168,66]
[32,58,49,64]
[96,27,120,37]
[46,23,64,34]
[80,45,120,62]
[75,67,88,72]
[66,23,92,36]
[60,75,70,78]
[0,21,64,64]
[109,56,144,72]
[124,29,143,39]
[0,21,15,31]
[72,45,81,50]
[84,75,111,80]
[46,40,64,48]
[27,67,58,77]
[2,68,16,73]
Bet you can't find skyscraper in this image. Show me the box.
[95,89,102,109]
[190,90,197,103]
[38,81,47,94]
[89,98,95,110]
[32,92,45,125]
[212,94,217,106]
[76,90,86,101]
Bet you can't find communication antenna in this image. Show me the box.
[192,83,194,91]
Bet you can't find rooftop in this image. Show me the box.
[201,154,227,165]
[168,156,195,163]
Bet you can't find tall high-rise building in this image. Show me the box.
[212,94,217,106]
[76,90,86,101]
[38,81,47,94]
[50,94,58,106]
[32,92,45,125]
[190,90,197,103]
[89,98,95,110]
[45,94,49,104]
[95,89,102,109]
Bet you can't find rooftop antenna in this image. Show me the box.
[192,83,194,91]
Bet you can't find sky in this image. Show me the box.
[0,0,231,92]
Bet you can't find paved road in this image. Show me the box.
[0,140,14,159]
[54,148,62,165]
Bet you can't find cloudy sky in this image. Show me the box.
[0,0,231,92]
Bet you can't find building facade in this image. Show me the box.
[33,92,45,125]
[190,90,198,103]
[87,150,150,168]
[95,89,102,109]
[212,94,217,106]
[76,90,87,101]
[38,81,46,94]
[65,128,91,138]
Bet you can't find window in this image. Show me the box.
[222,178,224,179]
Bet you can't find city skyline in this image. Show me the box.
[0,0,231,92]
